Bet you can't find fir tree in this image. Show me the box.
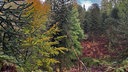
[65,4,84,63]
[49,0,85,70]
[115,0,128,61]
[0,0,32,64]
[88,3,101,40]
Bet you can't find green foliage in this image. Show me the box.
[101,0,113,15]
[111,7,119,19]
[66,5,84,59]
[0,0,68,71]
[87,3,102,35]
[0,0,32,66]
[49,0,84,69]
[21,1,68,71]
[77,5,86,31]
[22,22,68,71]
[82,57,100,67]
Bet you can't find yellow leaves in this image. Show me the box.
[21,1,68,70]
[54,47,68,54]
[33,37,51,45]
[36,60,42,66]
[36,58,59,67]
[26,37,33,42]
[45,41,59,46]
[47,58,60,64]
[45,23,60,35]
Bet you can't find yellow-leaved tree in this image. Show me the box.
[20,0,67,71]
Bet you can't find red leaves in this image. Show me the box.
[0,64,17,72]
[81,37,109,59]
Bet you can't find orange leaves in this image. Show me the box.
[26,0,50,13]
[27,0,42,10]
[81,37,110,59]
[26,0,50,29]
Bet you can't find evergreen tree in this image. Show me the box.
[104,0,128,62]
[21,0,67,71]
[0,0,32,64]
[111,7,119,19]
[88,3,101,38]
[77,5,86,32]
[65,4,84,63]
[115,0,128,61]
[49,0,85,70]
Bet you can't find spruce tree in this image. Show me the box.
[0,0,32,64]
[88,3,101,40]
[49,0,85,70]
[115,0,128,61]
[65,4,84,62]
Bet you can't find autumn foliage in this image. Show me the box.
[81,36,110,59]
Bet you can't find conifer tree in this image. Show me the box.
[104,0,128,62]
[115,0,128,61]
[59,4,85,68]
[66,4,84,59]
[77,5,86,31]
[49,0,85,70]
[21,0,67,71]
[0,0,32,64]
[101,0,113,15]
[88,3,101,39]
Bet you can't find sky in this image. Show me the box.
[40,0,102,10]
[77,0,101,10]
[77,0,101,5]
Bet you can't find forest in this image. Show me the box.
[0,0,128,72]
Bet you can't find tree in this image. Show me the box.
[115,0,128,61]
[64,3,84,65]
[0,0,32,65]
[101,0,113,15]
[77,5,86,32]
[88,3,101,40]
[49,0,85,71]
[0,0,33,71]
[111,7,119,19]
[21,0,67,71]
[103,0,128,62]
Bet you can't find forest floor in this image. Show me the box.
[69,35,127,72]
[69,36,111,72]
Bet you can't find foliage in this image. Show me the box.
[65,4,84,59]
[0,0,32,66]
[87,3,103,37]
[77,5,86,31]
[21,0,68,71]
[0,0,127,71]
[49,0,84,69]
[81,36,109,59]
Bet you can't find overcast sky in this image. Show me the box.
[77,0,101,5]
[77,0,101,10]
[39,0,101,10]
